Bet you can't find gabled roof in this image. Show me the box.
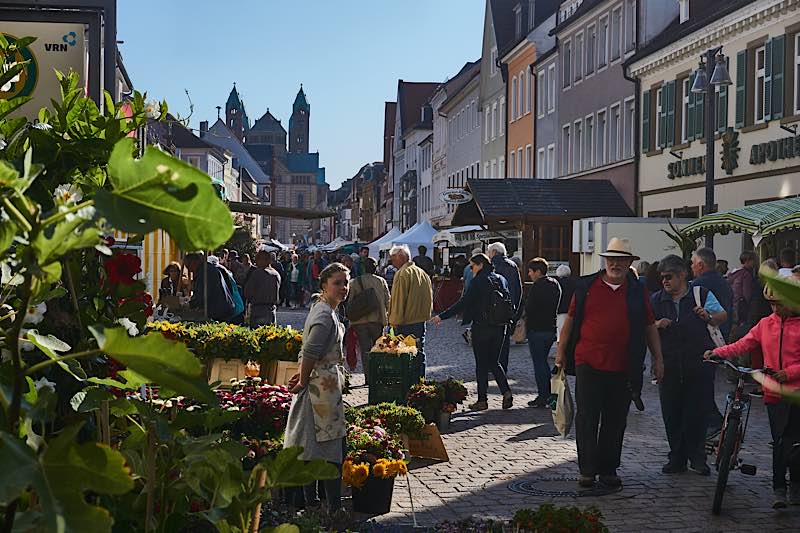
[453,178,632,224]
[441,61,481,110]
[625,0,751,67]
[250,110,286,133]
[551,0,604,36]
[206,119,270,185]
[165,117,224,160]
[397,81,439,134]
[490,0,520,53]
[293,85,310,113]
[286,152,321,174]
[384,102,397,137]
[498,0,560,58]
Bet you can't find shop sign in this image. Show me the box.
[749,135,800,166]
[440,188,473,205]
[667,155,705,179]
[1,22,86,119]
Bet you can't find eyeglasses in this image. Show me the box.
[660,274,674,281]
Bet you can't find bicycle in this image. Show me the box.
[705,356,767,515]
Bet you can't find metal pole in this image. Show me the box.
[704,49,716,249]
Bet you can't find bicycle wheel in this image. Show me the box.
[712,418,739,515]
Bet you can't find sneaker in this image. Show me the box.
[632,394,645,412]
[527,396,549,408]
[578,475,595,488]
[789,483,800,505]
[773,488,788,509]
[689,461,711,476]
[662,462,687,474]
[469,401,488,411]
[502,392,513,409]
[598,474,622,488]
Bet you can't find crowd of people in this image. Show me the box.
[160,239,799,513]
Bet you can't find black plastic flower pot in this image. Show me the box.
[351,474,396,515]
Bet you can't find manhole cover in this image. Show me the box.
[507,476,623,498]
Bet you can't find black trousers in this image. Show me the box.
[767,401,800,490]
[471,325,511,402]
[659,363,713,466]
[575,364,631,476]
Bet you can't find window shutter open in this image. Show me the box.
[694,85,704,139]
[735,50,746,128]
[764,39,773,121]
[718,84,728,133]
[659,86,667,148]
[642,89,651,153]
[688,73,696,140]
[772,35,785,120]
[666,80,676,147]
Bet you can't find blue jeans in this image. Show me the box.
[396,322,426,382]
[527,331,555,399]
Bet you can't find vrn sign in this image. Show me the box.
[45,31,78,52]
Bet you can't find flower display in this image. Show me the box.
[104,253,142,286]
[53,183,83,205]
[23,303,47,325]
[371,331,418,355]
[346,422,405,466]
[342,458,408,488]
[217,377,292,440]
[346,403,426,439]
[146,321,302,363]
[407,380,446,418]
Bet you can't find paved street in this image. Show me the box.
[278,308,800,532]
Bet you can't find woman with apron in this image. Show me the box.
[284,262,350,512]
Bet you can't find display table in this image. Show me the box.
[433,278,463,313]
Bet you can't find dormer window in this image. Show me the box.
[679,0,689,24]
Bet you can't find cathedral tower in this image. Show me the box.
[226,83,250,141]
[289,85,310,154]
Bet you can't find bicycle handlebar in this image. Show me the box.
[704,356,760,376]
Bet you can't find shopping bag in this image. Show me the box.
[550,366,574,438]
[345,327,360,371]
[693,286,726,348]
[511,318,527,344]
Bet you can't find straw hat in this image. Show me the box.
[598,237,640,260]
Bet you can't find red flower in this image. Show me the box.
[104,236,116,247]
[105,253,141,285]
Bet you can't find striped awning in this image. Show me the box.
[682,197,800,238]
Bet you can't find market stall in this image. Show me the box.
[367,227,402,258]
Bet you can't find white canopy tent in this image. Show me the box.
[432,225,483,247]
[321,237,354,252]
[367,227,402,258]
[380,220,437,257]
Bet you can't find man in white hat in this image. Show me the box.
[556,237,664,490]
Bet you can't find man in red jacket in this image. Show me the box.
[706,285,800,509]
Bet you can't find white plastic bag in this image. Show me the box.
[550,366,575,438]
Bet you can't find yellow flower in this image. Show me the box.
[286,342,294,352]
[372,462,387,478]
[397,461,408,476]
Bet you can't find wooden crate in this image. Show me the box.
[207,358,248,386]
[262,360,300,386]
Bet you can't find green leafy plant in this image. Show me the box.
[512,504,608,532]
[346,403,425,438]
[659,219,697,260]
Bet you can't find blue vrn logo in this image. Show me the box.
[45,32,77,52]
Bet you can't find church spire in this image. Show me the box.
[289,85,310,154]
[225,83,249,141]
[292,84,310,114]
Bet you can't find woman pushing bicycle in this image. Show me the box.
[704,284,800,509]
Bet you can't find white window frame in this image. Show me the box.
[562,124,571,175]
[490,47,498,76]
[526,144,533,177]
[491,101,498,139]
[562,39,572,89]
[655,86,664,147]
[596,108,607,166]
[584,113,594,169]
[537,147,546,178]
[548,63,556,113]
[610,6,622,62]
[755,45,766,124]
[511,76,518,121]
[547,143,555,178]
[795,35,800,115]
[609,102,621,163]
[484,161,490,178]
[499,97,505,136]
[520,70,526,116]
[586,23,596,77]
[598,14,609,69]
[510,150,516,177]
[574,32,584,83]
[624,0,636,54]
[573,119,583,173]
[537,70,546,117]
[525,68,532,114]
[517,147,523,176]
[499,156,505,178]
[623,96,635,159]
[681,77,691,142]
[491,159,497,178]
[485,107,491,143]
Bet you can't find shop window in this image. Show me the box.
[673,206,699,219]
[648,209,671,218]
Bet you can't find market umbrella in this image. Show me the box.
[682,197,800,245]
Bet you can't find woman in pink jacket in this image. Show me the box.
[705,285,800,509]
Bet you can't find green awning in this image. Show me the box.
[682,197,800,238]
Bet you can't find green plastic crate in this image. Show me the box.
[368,352,415,405]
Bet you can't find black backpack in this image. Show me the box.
[486,275,515,326]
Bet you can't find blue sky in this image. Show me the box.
[118,0,485,189]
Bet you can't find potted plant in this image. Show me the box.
[512,504,609,532]
[346,403,426,440]
[406,380,445,423]
[439,378,468,430]
[344,424,407,514]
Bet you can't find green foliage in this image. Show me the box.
[225,214,259,261]
[659,219,697,260]
[98,138,234,251]
[760,265,800,309]
[346,403,426,438]
[513,504,608,532]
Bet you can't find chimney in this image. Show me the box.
[199,120,208,138]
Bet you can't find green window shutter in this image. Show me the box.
[717,84,728,133]
[642,89,651,153]
[764,39,773,121]
[666,81,676,147]
[658,87,667,148]
[688,73,696,140]
[694,87,704,139]
[735,50,746,128]
[772,35,785,120]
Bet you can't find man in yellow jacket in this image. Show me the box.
[388,244,433,381]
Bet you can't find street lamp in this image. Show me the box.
[690,48,732,248]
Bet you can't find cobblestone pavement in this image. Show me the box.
[277,307,800,532]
